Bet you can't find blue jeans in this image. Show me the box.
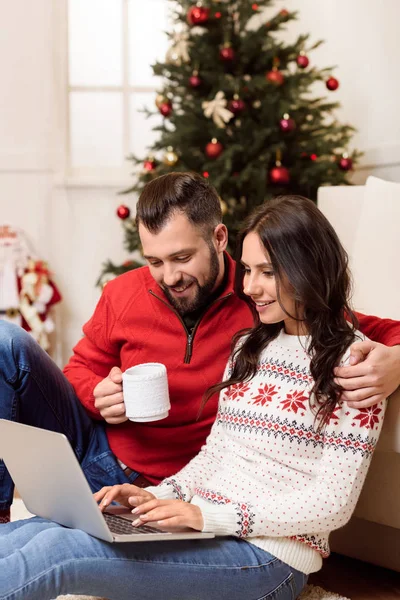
[0,517,308,600]
[0,321,139,511]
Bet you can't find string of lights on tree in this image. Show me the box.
[103,0,360,284]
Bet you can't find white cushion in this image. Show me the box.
[351,176,400,320]
[317,185,365,257]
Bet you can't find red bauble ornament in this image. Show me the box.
[159,101,172,117]
[189,73,202,88]
[279,115,296,133]
[339,156,353,171]
[269,166,290,185]
[296,54,309,68]
[280,9,289,16]
[228,97,246,115]
[187,6,210,26]
[117,205,131,220]
[144,158,156,171]
[326,77,339,91]
[205,139,224,159]
[266,69,285,86]
[220,45,235,62]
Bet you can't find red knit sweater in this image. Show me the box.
[63,255,252,482]
[63,255,400,483]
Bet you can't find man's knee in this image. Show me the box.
[0,321,30,348]
[0,321,41,378]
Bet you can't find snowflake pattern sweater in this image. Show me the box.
[147,329,386,574]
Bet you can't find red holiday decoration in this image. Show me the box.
[220,45,235,62]
[280,9,289,17]
[187,6,210,26]
[205,139,224,159]
[215,12,222,19]
[144,158,156,171]
[0,226,62,351]
[228,97,246,115]
[159,101,173,117]
[338,156,353,171]
[266,69,285,86]
[296,54,309,68]
[301,152,318,161]
[279,115,296,133]
[116,205,131,220]
[203,171,209,178]
[189,72,202,88]
[326,77,339,91]
[252,3,259,10]
[269,165,290,185]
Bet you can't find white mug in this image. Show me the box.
[122,363,170,422]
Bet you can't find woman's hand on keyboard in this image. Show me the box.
[94,484,155,511]
[131,499,204,531]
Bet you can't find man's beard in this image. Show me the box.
[161,244,221,316]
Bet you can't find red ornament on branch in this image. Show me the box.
[338,155,353,171]
[205,139,224,159]
[159,101,173,117]
[220,44,235,62]
[144,158,156,171]
[296,53,309,69]
[269,166,290,185]
[187,6,210,26]
[269,151,290,185]
[279,114,296,133]
[228,96,246,115]
[116,205,131,220]
[266,68,285,86]
[189,71,202,88]
[326,77,339,91]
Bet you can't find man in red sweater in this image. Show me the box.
[1,172,400,524]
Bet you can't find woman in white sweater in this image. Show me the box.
[0,196,386,600]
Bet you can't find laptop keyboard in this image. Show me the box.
[104,512,167,536]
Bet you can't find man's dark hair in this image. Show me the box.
[135,172,222,238]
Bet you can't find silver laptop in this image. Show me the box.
[0,419,214,543]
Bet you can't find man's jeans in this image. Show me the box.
[0,321,138,511]
[0,517,308,600]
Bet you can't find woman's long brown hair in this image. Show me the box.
[204,195,358,429]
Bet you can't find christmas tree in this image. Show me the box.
[99,0,360,285]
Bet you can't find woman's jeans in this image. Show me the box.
[0,517,308,600]
[0,321,138,512]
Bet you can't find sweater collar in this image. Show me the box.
[276,327,310,349]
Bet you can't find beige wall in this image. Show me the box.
[0,0,399,364]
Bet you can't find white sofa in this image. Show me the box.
[318,176,400,572]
